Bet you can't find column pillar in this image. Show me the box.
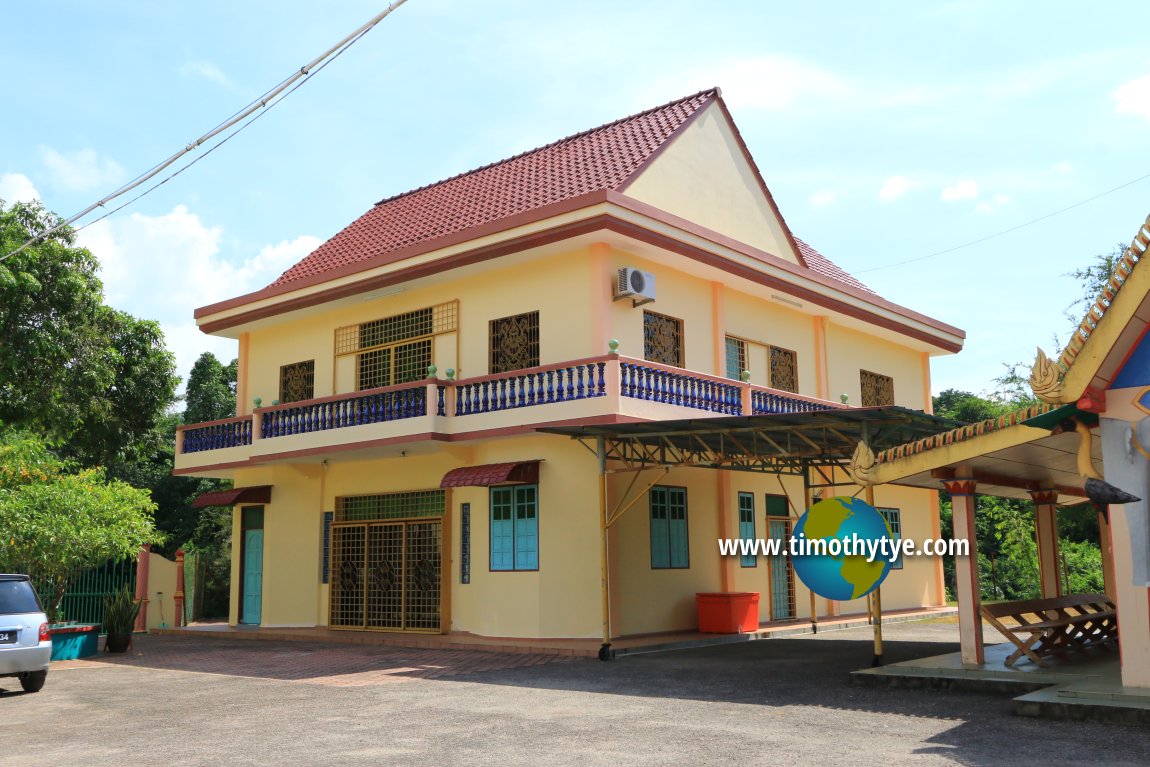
[1029,489,1062,597]
[133,543,151,633]
[174,549,186,628]
[943,476,983,665]
[1098,508,1116,600]
[1101,416,1150,689]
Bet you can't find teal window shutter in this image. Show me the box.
[738,492,756,567]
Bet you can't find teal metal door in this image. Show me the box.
[241,506,264,625]
[768,519,794,620]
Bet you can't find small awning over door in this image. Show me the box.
[440,461,541,488]
[191,485,273,509]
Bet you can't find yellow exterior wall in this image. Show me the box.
[624,101,798,263]
[243,248,598,405]
[145,551,178,631]
[723,288,818,391]
[612,470,943,637]
[825,322,927,409]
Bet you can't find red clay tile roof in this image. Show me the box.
[267,88,872,297]
[271,90,717,287]
[795,238,875,295]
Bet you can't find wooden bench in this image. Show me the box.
[980,593,1118,667]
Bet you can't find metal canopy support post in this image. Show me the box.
[597,435,612,661]
[866,483,884,667]
[804,466,818,633]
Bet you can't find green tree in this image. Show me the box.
[0,200,179,467]
[1064,243,1125,343]
[184,352,236,425]
[0,431,162,620]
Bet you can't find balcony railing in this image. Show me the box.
[260,382,428,438]
[455,359,607,416]
[181,416,253,453]
[751,388,838,415]
[620,360,742,415]
[176,355,844,460]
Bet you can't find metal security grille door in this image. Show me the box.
[330,511,442,632]
[768,518,795,620]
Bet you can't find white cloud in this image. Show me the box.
[1114,74,1150,121]
[809,188,838,207]
[39,147,124,192]
[179,60,234,89]
[878,175,920,202]
[975,193,1010,214]
[0,172,40,204]
[940,179,979,201]
[78,204,320,388]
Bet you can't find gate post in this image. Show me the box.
[134,544,151,632]
[174,549,186,628]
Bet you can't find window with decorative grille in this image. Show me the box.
[769,346,798,392]
[279,360,315,403]
[724,336,746,380]
[643,310,684,367]
[334,302,457,391]
[860,370,895,406]
[335,490,446,522]
[489,311,540,374]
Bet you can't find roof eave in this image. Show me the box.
[195,197,964,352]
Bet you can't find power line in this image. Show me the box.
[854,171,1150,274]
[1,0,410,264]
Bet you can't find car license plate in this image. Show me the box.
[0,630,17,644]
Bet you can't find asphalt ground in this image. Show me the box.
[2,620,1147,767]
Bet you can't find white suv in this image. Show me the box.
[0,575,51,693]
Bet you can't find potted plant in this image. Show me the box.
[102,587,139,653]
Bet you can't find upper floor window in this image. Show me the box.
[644,310,684,367]
[724,336,798,392]
[334,301,458,391]
[769,347,798,393]
[860,370,895,407]
[489,311,540,374]
[725,337,746,380]
[279,360,315,403]
[650,486,689,569]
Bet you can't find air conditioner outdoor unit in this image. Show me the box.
[614,267,656,306]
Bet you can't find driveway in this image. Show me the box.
[2,621,1147,766]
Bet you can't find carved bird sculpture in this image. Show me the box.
[1074,419,1140,518]
[846,440,877,487]
[1030,347,1064,404]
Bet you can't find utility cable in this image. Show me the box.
[854,171,1150,274]
[1,0,410,264]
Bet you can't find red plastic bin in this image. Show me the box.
[696,592,760,633]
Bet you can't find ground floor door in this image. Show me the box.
[768,517,795,620]
[240,506,264,625]
[330,519,442,632]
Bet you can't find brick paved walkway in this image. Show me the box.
[52,635,580,687]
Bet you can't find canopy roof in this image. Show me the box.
[540,407,957,478]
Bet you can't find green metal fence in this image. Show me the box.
[57,559,137,627]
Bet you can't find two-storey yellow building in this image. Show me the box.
[175,88,964,646]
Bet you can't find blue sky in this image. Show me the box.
[3,1,1150,402]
